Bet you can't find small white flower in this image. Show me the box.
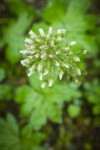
[69,41,76,46]
[37,63,43,72]
[41,82,46,89]
[25,38,33,44]
[46,27,53,39]
[61,29,66,34]
[28,56,33,59]
[48,79,54,87]
[29,45,34,50]
[56,50,60,55]
[20,50,28,54]
[43,69,49,75]
[76,68,81,76]
[57,29,62,35]
[48,27,53,35]
[56,37,62,42]
[49,54,54,58]
[39,45,47,50]
[27,66,35,76]
[34,54,39,58]
[59,70,64,80]
[64,47,70,51]
[39,28,45,37]
[55,61,60,67]
[41,53,46,59]
[63,64,70,68]
[73,56,80,62]
[39,73,43,80]
[21,59,29,66]
[35,38,41,43]
[50,41,54,47]
[29,31,36,38]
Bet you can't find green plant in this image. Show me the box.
[0,113,46,150]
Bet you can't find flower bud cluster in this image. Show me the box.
[20,27,86,88]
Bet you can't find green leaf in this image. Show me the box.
[92,105,100,115]
[67,0,91,14]
[46,103,62,123]
[0,84,12,101]
[15,85,43,116]
[0,68,6,82]
[67,104,81,118]
[0,114,46,150]
[30,109,47,130]
[42,0,66,23]
[3,12,33,64]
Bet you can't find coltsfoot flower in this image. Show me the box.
[20,27,87,88]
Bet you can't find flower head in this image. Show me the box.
[20,27,85,88]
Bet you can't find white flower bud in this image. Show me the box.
[55,61,60,67]
[21,59,29,66]
[43,69,49,75]
[61,29,66,34]
[56,37,62,42]
[50,41,54,47]
[39,45,47,50]
[34,54,39,58]
[39,73,43,80]
[41,53,46,59]
[63,64,70,68]
[64,47,70,51]
[20,50,28,54]
[29,45,35,50]
[27,66,35,77]
[59,70,64,80]
[25,38,33,44]
[48,79,54,87]
[35,38,41,43]
[48,27,53,35]
[76,68,81,76]
[37,63,43,72]
[46,27,53,39]
[41,82,46,89]
[29,31,36,39]
[28,56,33,59]
[73,56,80,62]
[69,41,76,46]
[57,29,62,35]
[49,54,54,58]
[39,28,45,37]
[56,50,60,55]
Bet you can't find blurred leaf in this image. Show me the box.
[0,84,12,101]
[41,0,66,23]
[67,0,91,14]
[0,114,46,150]
[3,12,33,64]
[5,0,35,16]
[67,104,81,118]
[0,68,6,82]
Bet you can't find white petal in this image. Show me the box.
[39,28,45,37]
[41,82,46,89]
[25,38,33,44]
[69,41,76,46]
[48,79,54,87]
[63,64,70,68]
[20,50,28,54]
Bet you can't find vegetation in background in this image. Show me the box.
[0,0,100,149]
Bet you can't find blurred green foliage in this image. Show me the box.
[0,0,100,149]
